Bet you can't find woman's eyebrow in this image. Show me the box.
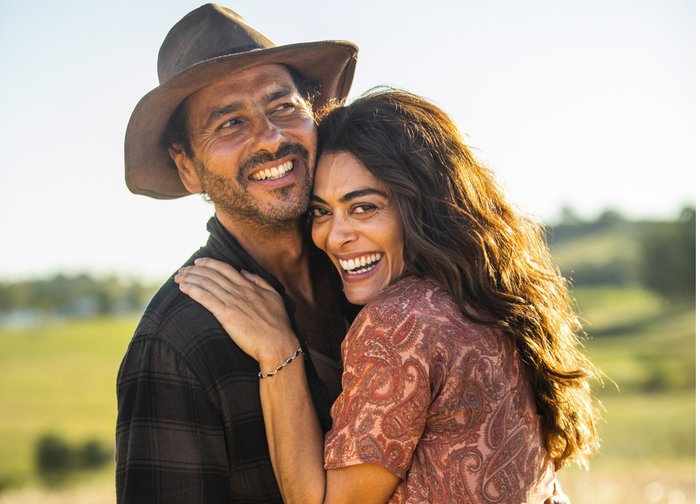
[310,188,388,204]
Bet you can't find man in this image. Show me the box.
[116,4,357,502]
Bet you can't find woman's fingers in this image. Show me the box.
[240,269,277,293]
[187,258,276,299]
[175,262,280,328]
[175,266,239,303]
[194,257,248,286]
[176,269,253,342]
[175,258,299,363]
[177,278,227,317]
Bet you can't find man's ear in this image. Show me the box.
[168,144,203,194]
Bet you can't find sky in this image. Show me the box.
[0,0,695,282]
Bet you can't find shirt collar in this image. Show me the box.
[204,215,287,296]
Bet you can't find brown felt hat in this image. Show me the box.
[125,3,358,199]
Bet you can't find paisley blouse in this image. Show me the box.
[324,276,555,503]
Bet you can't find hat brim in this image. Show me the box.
[125,40,358,199]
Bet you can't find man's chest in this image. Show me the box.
[293,296,347,362]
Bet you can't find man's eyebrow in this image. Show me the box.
[204,102,243,130]
[264,88,297,104]
[310,188,389,204]
[203,88,299,130]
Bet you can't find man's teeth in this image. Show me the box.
[339,254,382,275]
[251,160,293,181]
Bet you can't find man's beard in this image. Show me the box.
[194,143,313,229]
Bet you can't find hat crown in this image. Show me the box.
[157,3,275,84]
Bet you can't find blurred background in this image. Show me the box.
[0,0,695,503]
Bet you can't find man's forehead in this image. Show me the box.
[191,64,297,105]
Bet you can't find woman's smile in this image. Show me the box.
[337,252,383,276]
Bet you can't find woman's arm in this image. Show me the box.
[258,349,326,502]
[175,259,399,503]
[258,353,398,503]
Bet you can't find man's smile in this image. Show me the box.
[249,159,294,181]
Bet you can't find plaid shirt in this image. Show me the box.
[116,217,337,503]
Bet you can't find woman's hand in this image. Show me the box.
[174,258,300,367]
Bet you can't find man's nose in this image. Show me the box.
[250,115,283,154]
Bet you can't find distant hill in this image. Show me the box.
[547,217,646,285]
[546,208,694,293]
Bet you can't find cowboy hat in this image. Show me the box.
[125,3,358,199]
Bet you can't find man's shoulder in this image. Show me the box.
[120,275,260,386]
[135,276,218,345]
[126,273,249,367]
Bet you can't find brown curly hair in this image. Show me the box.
[317,88,601,468]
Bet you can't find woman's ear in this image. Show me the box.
[169,144,203,194]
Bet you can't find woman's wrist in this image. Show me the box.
[257,333,302,372]
[258,346,304,379]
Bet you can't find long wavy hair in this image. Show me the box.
[316,88,601,468]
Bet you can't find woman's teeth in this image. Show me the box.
[339,254,382,275]
[251,160,293,181]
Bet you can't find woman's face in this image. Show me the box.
[310,151,405,305]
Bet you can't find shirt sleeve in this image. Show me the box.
[323,300,432,478]
[116,335,230,504]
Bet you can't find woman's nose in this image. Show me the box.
[326,214,357,250]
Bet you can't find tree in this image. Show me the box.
[641,207,695,301]
[36,434,72,486]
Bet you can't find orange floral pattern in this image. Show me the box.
[324,276,555,503]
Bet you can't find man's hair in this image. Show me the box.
[317,88,602,469]
[161,65,319,160]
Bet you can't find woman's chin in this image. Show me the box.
[339,263,401,306]
[342,283,385,306]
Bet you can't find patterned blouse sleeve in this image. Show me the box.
[324,296,432,478]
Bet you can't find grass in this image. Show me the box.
[574,286,695,394]
[590,391,695,462]
[0,285,694,503]
[572,286,666,331]
[0,316,138,489]
[556,285,696,504]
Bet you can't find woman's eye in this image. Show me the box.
[353,204,376,214]
[310,207,329,218]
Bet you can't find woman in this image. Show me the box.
[175,89,600,503]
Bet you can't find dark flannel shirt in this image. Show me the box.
[116,216,338,503]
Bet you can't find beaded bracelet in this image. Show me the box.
[258,347,303,379]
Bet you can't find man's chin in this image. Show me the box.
[215,203,307,230]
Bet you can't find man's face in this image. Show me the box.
[180,64,317,228]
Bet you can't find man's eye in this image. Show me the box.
[273,103,296,114]
[219,118,241,130]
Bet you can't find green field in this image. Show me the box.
[0,284,695,503]
[0,316,138,491]
[559,286,695,504]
